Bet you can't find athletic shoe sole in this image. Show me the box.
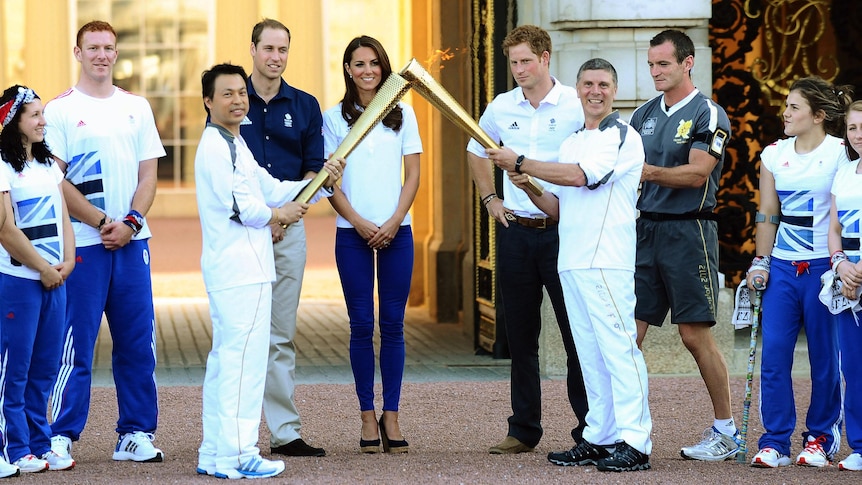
[751,457,791,468]
[112,451,163,462]
[547,457,597,466]
[680,449,736,461]
[596,462,651,472]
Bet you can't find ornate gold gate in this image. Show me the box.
[713,0,854,284]
[471,0,516,355]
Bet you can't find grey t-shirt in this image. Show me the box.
[630,90,730,214]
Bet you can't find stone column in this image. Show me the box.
[522,0,714,116]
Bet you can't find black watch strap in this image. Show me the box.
[514,154,525,174]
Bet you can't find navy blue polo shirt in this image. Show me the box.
[241,77,325,181]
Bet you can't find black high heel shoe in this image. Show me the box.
[379,416,409,453]
[359,438,381,454]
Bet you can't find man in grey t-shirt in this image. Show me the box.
[629,29,736,463]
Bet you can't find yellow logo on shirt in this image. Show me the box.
[675,119,692,143]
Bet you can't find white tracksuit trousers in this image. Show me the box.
[199,283,272,470]
[560,269,652,454]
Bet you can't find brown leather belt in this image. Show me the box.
[510,214,557,229]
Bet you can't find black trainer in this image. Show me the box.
[547,438,611,466]
[596,440,650,472]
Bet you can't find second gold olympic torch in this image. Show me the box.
[398,58,543,196]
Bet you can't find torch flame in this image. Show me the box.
[424,47,459,74]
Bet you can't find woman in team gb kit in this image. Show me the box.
[0,85,76,474]
[746,77,851,469]
[826,100,862,472]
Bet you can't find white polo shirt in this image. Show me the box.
[467,78,584,217]
[322,102,422,229]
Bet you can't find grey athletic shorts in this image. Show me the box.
[634,217,720,326]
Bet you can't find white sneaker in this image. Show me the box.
[680,426,740,461]
[751,447,791,468]
[41,450,75,471]
[12,454,48,473]
[214,455,285,479]
[0,458,19,478]
[112,431,164,462]
[50,435,73,459]
[839,452,862,471]
[796,435,830,467]
[51,435,72,458]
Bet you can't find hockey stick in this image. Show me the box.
[736,276,765,463]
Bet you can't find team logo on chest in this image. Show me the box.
[548,118,557,132]
[284,113,293,128]
[675,119,693,144]
[641,117,657,136]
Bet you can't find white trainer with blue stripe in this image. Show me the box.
[214,455,285,480]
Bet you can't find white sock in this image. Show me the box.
[715,418,737,436]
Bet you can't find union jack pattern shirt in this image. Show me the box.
[831,158,862,263]
[761,135,847,260]
[0,160,65,280]
[44,86,165,247]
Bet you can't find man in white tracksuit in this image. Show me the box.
[489,58,652,472]
[193,63,343,480]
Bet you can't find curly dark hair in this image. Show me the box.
[0,85,54,173]
[339,35,402,132]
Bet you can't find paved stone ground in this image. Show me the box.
[25,378,855,484]
[26,216,851,484]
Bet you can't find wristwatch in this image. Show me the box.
[514,154,525,174]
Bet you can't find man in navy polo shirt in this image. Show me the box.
[240,18,326,457]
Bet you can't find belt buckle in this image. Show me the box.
[535,217,547,229]
[504,212,517,222]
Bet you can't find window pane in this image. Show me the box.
[77,0,111,25]
[114,54,141,93]
[179,47,208,93]
[144,49,178,94]
[181,96,205,141]
[149,96,176,140]
[78,0,212,185]
[157,145,176,182]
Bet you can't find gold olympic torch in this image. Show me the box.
[294,73,412,203]
[399,58,544,196]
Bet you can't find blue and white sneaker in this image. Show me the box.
[112,431,164,462]
[214,455,285,480]
[680,426,740,461]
